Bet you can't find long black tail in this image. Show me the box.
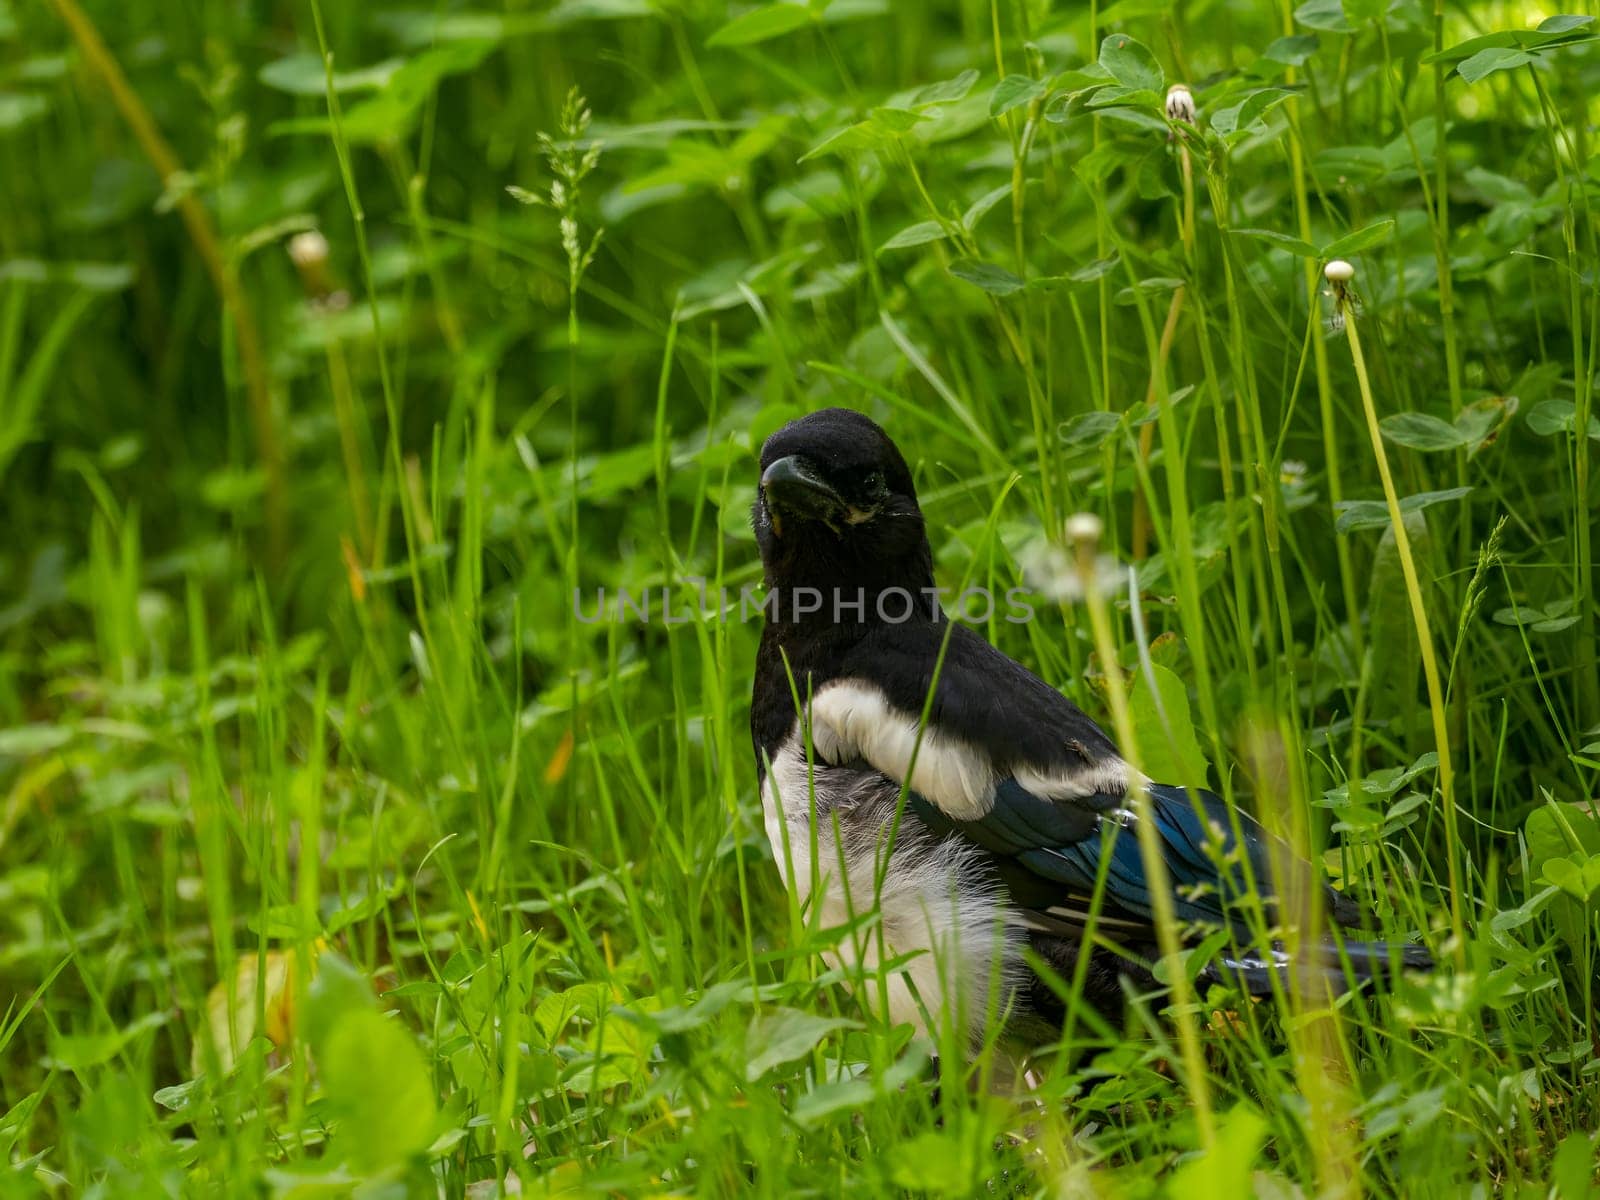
[1201,937,1434,997]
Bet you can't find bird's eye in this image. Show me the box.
[862,470,887,495]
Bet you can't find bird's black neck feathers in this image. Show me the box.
[750,538,944,772]
[756,531,939,629]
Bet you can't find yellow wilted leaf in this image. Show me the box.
[543,727,575,785]
[340,535,367,603]
[194,947,318,1076]
[465,889,489,940]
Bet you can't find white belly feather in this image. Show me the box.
[760,731,1021,1046]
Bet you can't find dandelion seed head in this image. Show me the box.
[1165,83,1197,126]
[1020,541,1120,603]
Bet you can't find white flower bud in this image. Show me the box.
[1324,259,1356,283]
[1065,512,1103,546]
[1165,84,1196,126]
[288,230,329,268]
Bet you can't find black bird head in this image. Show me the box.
[752,408,935,608]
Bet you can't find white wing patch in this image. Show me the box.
[809,680,997,819]
[1013,757,1133,802]
[808,678,1133,819]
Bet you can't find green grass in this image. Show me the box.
[3,0,1599,1194]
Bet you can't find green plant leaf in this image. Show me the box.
[1524,801,1600,953]
[1540,14,1594,33]
[1554,1132,1599,1200]
[1335,486,1472,533]
[1098,34,1163,93]
[1494,602,1582,634]
[1493,604,1545,626]
[890,1130,973,1192]
[801,107,926,160]
[276,40,498,142]
[1067,254,1120,282]
[744,1008,855,1079]
[878,220,947,253]
[1523,800,1600,864]
[794,1077,875,1126]
[990,73,1048,118]
[258,53,403,95]
[1532,614,1580,633]
[868,105,927,132]
[1127,662,1210,788]
[622,981,750,1036]
[1168,1107,1268,1197]
[1424,18,1595,66]
[1380,411,1473,451]
[1086,85,1160,110]
[1341,0,1386,25]
[1322,218,1394,257]
[0,723,72,757]
[1455,395,1518,457]
[1464,165,1535,205]
[1489,886,1557,933]
[1315,144,1386,181]
[706,3,813,47]
[948,258,1026,295]
[1234,86,1296,130]
[912,68,980,106]
[1527,398,1600,439]
[304,953,436,1170]
[1295,0,1354,33]
[962,182,1012,230]
[1233,228,1318,257]
[1114,276,1184,304]
[317,1009,438,1170]
[1458,46,1537,84]
[1262,34,1320,65]
[0,259,135,290]
[1057,410,1122,450]
[1542,857,1600,902]
[47,1011,168,1072]
[305,952,376,1049]
[1134,147,1174,199]
[0,287,101,484]
[1213,91,1298,137]
[1523,801,1600,872]
[1097,0,1170,19]
[0,92,47,132]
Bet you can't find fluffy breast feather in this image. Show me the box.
[759,730,1024,1046]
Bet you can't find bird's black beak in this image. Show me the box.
[760,455,846,531]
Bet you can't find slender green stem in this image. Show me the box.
[1339,284,1465,958]
[1075,530,1217,1150]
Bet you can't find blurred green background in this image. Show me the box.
[2,0,1598,1193]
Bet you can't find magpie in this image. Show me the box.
[749,407,1432,1049]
